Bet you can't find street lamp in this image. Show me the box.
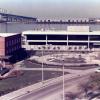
[62,59,65,100]
[41,49,44,85]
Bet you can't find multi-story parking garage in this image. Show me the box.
[22,30,100,51]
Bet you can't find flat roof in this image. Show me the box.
[22,30,100,35]
[0,33,21,37]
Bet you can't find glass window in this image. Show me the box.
[68,42,88,46]
[90,35,100,41]
[9,41,11,46]
[27,35,46,40]
[28,42,46,45]
[12,40,13,45]
[68,35,88,40]
[47,42,67,45]
[6,42,8,47]
[47,35,67,40]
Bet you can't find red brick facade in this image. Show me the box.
[0,37,5,56]
[0,34,21,56]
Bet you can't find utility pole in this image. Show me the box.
[62,59,65,100]
[42,49,44,85]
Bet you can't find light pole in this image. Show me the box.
[62,59,65,100]
[41,49,44,85]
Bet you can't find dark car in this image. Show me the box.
[0,68,10,76]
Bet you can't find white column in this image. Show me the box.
[25,35,30,50]
[67,35,68,50]
[88,35,90,51]
[46,35,47,50]
[3,60,5,68]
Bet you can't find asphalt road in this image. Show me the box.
[13,70,94,100]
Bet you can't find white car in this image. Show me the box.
[95,68,100,73]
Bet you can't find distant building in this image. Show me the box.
[22,30,100,51]
[67,26,90,32]
[0,33,21,67]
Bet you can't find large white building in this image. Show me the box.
[22,30,100,51]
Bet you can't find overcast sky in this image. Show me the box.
[0,0,100,19]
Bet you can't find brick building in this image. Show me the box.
[0,33,21,67]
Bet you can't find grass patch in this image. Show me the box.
[0,70,68,96]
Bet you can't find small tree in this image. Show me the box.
[79,82,93,97]
[57,46,60,50]
[53,47,56,51]
[42,46,46,50]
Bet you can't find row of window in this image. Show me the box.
[28,42,100,46]
[26,35,100,41]
[6,38,21,47]
[6,45,21,55]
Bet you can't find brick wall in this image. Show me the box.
[0,37,5,56]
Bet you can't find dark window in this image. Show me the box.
[68,35,88,40]
[68,42,88,45]
[90,35,100,41]
[47,42,67,45]
[89,43,93,48]
[92,42,100,48]
[27,35,46,40]
[47,35,67,40]
[93,45,100,48]
[29,42,46,45]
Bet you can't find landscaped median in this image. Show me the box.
[29,53,100,68]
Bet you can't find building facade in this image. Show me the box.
[0,33,22,67]
[67,26,90,32]
[22,30,100,51]
[0,33,21,56]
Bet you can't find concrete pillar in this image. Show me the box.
[2,60,5,68]
[67,35,69,50]
[88,35,90,51]
[46,35,47,47]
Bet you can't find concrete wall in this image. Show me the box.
[67,26,90,32]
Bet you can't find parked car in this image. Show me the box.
[95,68,100,73]
[0,68,10,76]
